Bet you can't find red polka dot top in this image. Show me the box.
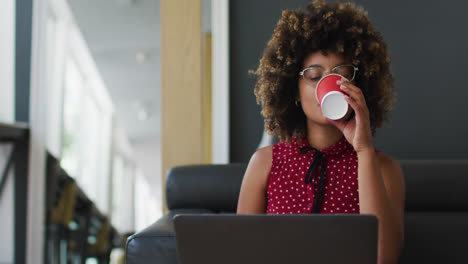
[266,134,380,215]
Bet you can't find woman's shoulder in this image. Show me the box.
[374,150,405,184]
[242,145,273,189]
[248,145,273,176]
[253,145,273,164]
[375,150,400,169]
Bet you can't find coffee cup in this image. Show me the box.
[315,74,350,120]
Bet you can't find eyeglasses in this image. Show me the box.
[299,65,358,86]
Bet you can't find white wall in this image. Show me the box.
[111,123,137,233]
[211,0,230,163]
[0,0,15,123]
[132,138,163,226]
[134,169,160,232]
[133,138,161,189]
[0,0,15,262]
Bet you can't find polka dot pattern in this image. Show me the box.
[266,135,380,215]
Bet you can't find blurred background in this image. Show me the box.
[0,0,466,263]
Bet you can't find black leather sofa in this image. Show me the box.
[126,160,468,264]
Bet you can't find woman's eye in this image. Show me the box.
[308,77,321,81]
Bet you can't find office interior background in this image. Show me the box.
[0,0,466,263]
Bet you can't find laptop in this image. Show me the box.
[174,214,378,264]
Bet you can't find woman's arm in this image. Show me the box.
[357,149,406,264]
[236,146,273,214]
[330,79,405,264]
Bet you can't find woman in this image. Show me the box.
[236,1,405,264]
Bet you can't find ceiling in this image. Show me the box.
[66,0,161,142]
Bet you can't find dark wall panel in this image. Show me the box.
[15,0,33,123]
[229,0,468,162]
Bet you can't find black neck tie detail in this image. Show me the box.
[299,145,327,214]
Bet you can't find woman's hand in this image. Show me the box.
[327,78,374,153]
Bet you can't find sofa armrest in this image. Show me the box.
[126,208,215,264]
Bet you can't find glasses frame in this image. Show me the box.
[299,64,359,85]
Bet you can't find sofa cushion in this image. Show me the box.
[399,212,468,263]
[400,160,468,211]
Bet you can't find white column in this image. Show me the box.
[0,0,15,123]
[27,0,48,262]
[211,0,230,164]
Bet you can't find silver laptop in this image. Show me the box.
[174,214,378,264]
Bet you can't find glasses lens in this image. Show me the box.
[303,67,324,85]
[334,65,355,80]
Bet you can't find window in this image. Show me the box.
[111,154,135,233]
[61,58,84,178]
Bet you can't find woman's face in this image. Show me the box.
[298,51,351,125]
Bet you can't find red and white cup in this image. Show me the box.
[315,74,350,120]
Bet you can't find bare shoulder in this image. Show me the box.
[250,145,273,170]
[375,150,406,239]
[244,145,273,184]
[376,152,402,174]
[236,145,273,214]
[376,151,405,206]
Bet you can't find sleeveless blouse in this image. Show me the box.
[266,135,379,215]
